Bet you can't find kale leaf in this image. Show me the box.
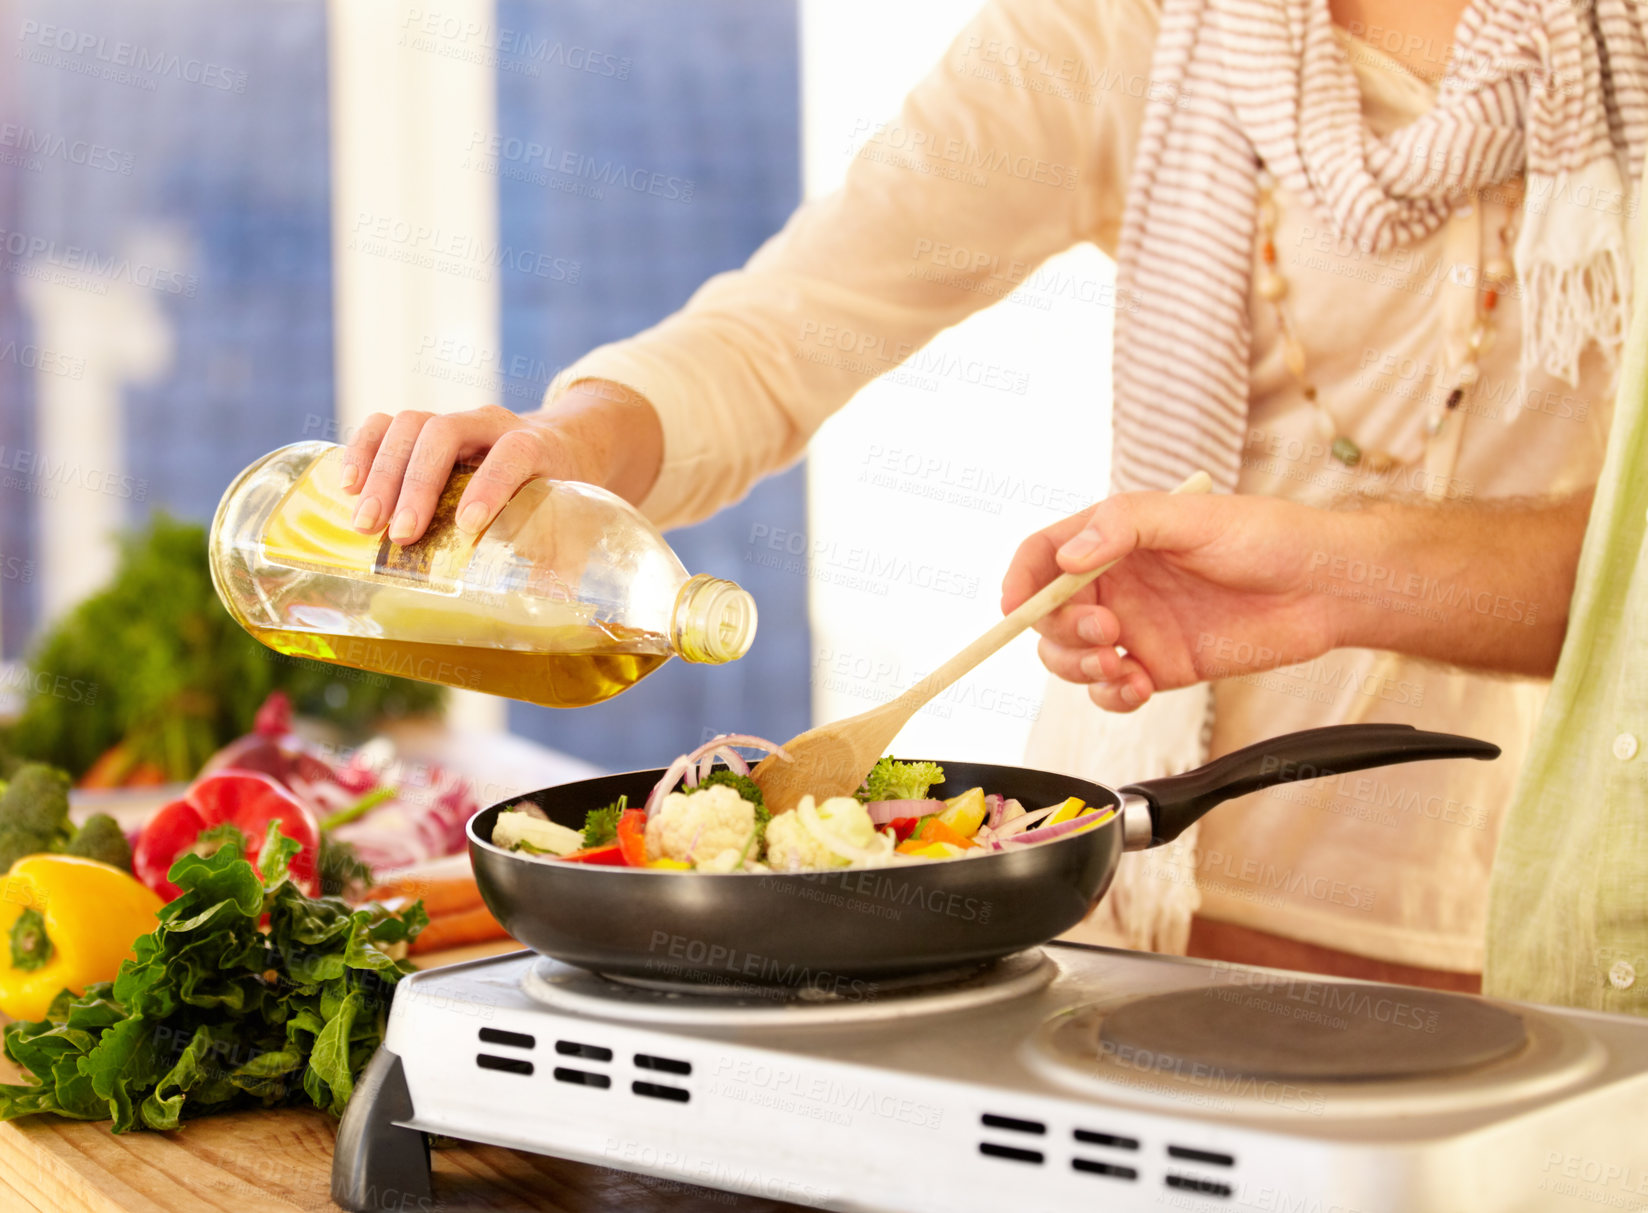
[0,822,425,1131]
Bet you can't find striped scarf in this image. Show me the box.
[1110,0,1648,494]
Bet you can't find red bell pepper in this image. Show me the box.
[559,842,627,866]
[886,817,921,844]
[616,809,648,867]
[133,771,322,900]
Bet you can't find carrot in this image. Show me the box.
[365,874,485,919]
[78,742,139,790]
[408,903,512,954]
[78,743,170,790]
[122,762,168,787]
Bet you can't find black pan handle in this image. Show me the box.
[1120,724,1500,847]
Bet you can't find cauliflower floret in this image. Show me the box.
[764,795,889,872]
[813,795,881,849]
[764,811,838,872]
[645,784,758,864]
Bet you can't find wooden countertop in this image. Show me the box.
[0,1106,812,1213]
[0,941,811,1213]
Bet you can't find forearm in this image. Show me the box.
[533,379,663,507]
[1327,491,1593,677]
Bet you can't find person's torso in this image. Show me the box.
[1079,23,1615,970]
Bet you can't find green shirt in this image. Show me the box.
[1483,267,1648,1016]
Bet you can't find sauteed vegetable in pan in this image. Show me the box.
[489,735,1109,873]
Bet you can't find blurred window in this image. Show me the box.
[0,0,810,767]
[0,0,331,651]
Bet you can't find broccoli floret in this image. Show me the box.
[856,757,945,804]
[582,795,627,848]
[0,766,139,874]
[63,813,132,871]
[685,771,769,833]
[0,763,73,872]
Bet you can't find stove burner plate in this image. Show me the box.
[522,948,1055,1027]
[1024,973,1607,1121]
[1098,981,1528,1081]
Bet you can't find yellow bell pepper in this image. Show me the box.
[897,841,967,861]
[0,855,164,1021]
[646,858,692,870]
[1045,797,1087,827]
[937,787,988,837]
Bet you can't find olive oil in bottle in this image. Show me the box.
[244,626,671,709]
[210,443,756,706]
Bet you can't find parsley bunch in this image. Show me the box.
[581,795,627,848]
[3,513,445,781]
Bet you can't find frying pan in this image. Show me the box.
[467,724,1497,988]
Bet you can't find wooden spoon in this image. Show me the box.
[751,470,1214,812]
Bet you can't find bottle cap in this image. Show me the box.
[672,574,757,664]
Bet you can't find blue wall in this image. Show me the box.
[495,0,810,769]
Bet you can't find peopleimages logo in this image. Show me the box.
[0,123,132,174]
[15,20,249,92]
[463,132,694,203]
[1306,550,1539,625]
[706,1057,946,1131]
[399,10,632,80]
[348,211,582,285]
[0,665,97,706]
[646,930,883,999]
[847,117,1080,190]
[0,445,148,501]
[0,341,85,381]
[0,228,197,297]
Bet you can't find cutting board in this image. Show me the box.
[0,941,808,1213]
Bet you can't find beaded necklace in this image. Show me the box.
[1254,162,1522,471]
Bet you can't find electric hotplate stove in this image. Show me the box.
[331,942,1648,1213]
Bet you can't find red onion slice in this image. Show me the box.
[992,805,1060,839]
[865,798,945,826]
[683,733,793,766]
[694,747,749,784]
[984,794,1006,830]
[711,747,750,775]
[1000,808,1118,845]
[647,734,792,815]
[646,754,694,814]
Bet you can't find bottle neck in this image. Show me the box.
[671,574,757,664]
